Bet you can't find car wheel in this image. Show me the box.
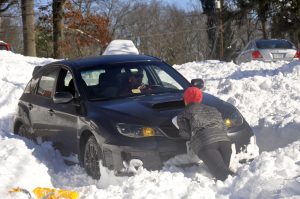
[83,136,102,180]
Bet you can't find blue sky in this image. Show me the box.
[163,0,199,10]
[37,0,199,10]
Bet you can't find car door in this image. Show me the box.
[18,75,40,135]
[30,66,60,140]
[50,67,80,156]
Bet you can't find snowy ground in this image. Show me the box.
[0,50,300,198]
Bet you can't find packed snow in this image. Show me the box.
[102,40,139,55]
[0,50,300,199]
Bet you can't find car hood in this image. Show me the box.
[90,92,184,125]
[88,92,237,137]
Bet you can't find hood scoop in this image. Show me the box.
[152,100,184,110]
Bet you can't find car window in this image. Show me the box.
[256,40,294,49]
[126,67,149,85]
[37,70,59,98]
[56,68,77,96]
[64,70,73,87]
[79,61,186,100]
[152,66,183,89]
[81,69,105,86]
[24,77,39,94]
[245,42,252,50]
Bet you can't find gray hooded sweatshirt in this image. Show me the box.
[177,102,230,153]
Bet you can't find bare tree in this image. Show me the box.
[0,0,16,13]
[53,0,67,59]
[95,0,139,37]
[21,0,36,56]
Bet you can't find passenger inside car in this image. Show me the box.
[95,68,122,98]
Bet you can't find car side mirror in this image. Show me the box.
[53,92,73,104]
[191,79,204,89]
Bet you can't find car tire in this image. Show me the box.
[83,136,102,180]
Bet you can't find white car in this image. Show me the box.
[236,39,300,64]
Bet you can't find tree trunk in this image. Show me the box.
[258,1,268,39]
[261,19,267,39]
[21,0,36,56]
[53,0,67,59]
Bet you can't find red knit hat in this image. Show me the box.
[183,86,203,105]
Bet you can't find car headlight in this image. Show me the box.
[116,123,165,138]
[224,110,244,128]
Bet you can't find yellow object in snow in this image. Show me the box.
[9,187,31,198]
[9,187,79,199]
[33,187,79,199]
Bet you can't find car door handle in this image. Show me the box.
[28,104,33,110]
[48,109,55,116]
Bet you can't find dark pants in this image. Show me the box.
[197,141,232,181]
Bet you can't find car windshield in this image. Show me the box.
[256,40,294,49]
[79,61,186,100]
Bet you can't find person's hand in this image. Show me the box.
[138,84,151,92]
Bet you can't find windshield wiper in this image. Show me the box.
[89,96,121,101]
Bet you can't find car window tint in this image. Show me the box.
[37,70,58,98]
[81,69,104,86]
[152,66,183,90]
[256,40,294,49]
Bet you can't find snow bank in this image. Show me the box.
[174,60,300,151]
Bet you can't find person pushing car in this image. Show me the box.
[177,86,234,181]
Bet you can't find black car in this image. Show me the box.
[13,55,254,179]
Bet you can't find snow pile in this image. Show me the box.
[0,50,300,198]
[174,60,300,151]
[102,40,139,55]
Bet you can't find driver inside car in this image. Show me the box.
[120,69,150,96]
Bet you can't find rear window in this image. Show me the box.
[256,40,294,49]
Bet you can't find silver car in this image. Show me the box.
[236,39,300,64]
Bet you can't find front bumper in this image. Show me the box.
[100,123,254,172]
[101,138,186,171]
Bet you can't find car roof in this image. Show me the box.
[253,39,292,43]
[51,54,162,70]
